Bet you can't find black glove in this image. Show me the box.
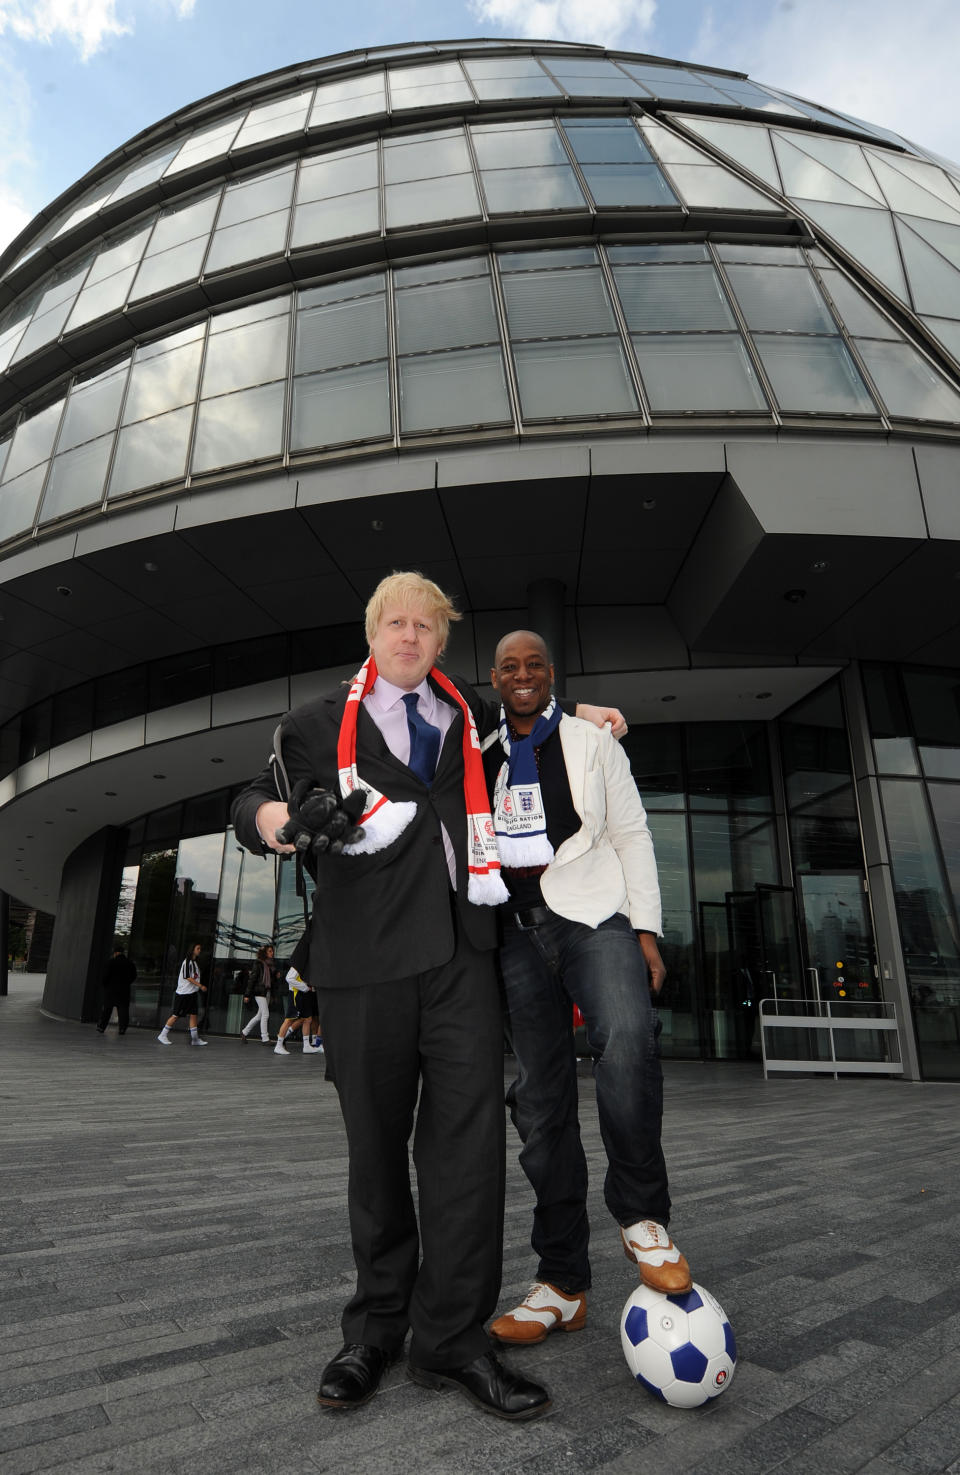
[274,779,366,856]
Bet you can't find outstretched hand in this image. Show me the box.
[274,779,367,856]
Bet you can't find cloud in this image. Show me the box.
[468,0,656,49]
[0,50,36,256]
[693,0,960,165]
[0,0,195,63]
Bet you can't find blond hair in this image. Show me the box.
[364,571,461,652]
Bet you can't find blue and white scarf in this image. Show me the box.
[492,696,562,867]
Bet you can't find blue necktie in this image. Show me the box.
[402,692,441,785]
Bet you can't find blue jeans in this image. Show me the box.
[500,908,670,1292]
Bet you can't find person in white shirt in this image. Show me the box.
[483,631,691,1349]
[157,942,208,1047]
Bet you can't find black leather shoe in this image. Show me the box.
[408,1349,551,1421]
[317,1343,395,1409]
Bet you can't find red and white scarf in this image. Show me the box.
[336,655,509,906]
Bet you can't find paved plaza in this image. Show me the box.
[1,973,958,1475]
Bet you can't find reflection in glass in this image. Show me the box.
[296,293,387,374]
[204,210,290,273]
[817,269,900,338]
[755,335,876,413]
[109,405,193,497]
[582,165,678,207]
[483,167,586,213]
[123,339,203,424]
[472,123,568,169]
[2,400,64,482]
[383,131,471,184]
[309,72,386,128]
[512,339,637,418]
[399,347,510,431]
[40,436,112,520]
[615,263,735,331]
[634,334,768,412]
[856,340,960,421]
[292,191,380,246]
[201,314,289,397]
[192,381,285,471]
[666,166,777,211]
[395,274,498,354]
[690,813,778,903]
[291,363,391,449]
[57,363,128,452]
[0,463,45,542]
[384,173,480,228]
[727,265,837,333]
[130,238,209,300]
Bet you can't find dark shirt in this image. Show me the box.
[483,724,581,909]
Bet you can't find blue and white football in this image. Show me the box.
[621,1281,737,1408]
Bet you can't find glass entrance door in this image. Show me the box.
[796,871,878,1006]
[700,883,802,1059]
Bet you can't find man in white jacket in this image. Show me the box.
[484,631,692,1348]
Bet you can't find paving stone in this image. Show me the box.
[1,975,958,1473]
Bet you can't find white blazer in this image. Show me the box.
[536,715,662,935]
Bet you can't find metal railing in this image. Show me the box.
[759,995,903,1080]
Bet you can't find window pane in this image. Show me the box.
[396,276,498,353]
[470,76,561,100]
[608,243,709,264]
[503,267,619,337]
[472,123,567,169]
[563,121,653,164]
[690,812,778,902]
[309,73,386,127]
[123,339,203,424]
[399,347,510,431]
[855,340,960,421]
[58,362,128,451]
[513,339,637,418]
[633,335,769,412]
[726,265,837,333]
[234,90,312,149]
[67,267,137,328]
[818,270,900,338]
[384,173,480,229]
[291,190,380,246]
[295,293,387,373]
[2,400,64,482]
[201,314,289,397]
[0,464,45,542]
[482,165,585,213]
[167,116,242,174]
[216,168,295,229]
[130,237,208,299]
[383,132,471,184]
[464,57,553,79]
[291,363,391,448]
[204,210,289,272]
[191,381,285,471]
[297,146,378,202]
[755,336,876,413]
[148,195,220,255]
[109,406,193,496]
[582,164,678,207]
[40,436,113,520]
[666,165,777,210]
[614,264,735,331]
[84,227,151,287]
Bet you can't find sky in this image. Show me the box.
[0,0,959,257]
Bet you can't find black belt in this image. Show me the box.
[511,905,552,931]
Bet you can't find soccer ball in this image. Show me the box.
[620,1282,737,1408]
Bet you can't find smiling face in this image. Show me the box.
[491,631,554,735]
[369,600,445,691]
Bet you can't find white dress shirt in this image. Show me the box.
[364,674,458,884]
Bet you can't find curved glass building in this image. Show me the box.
[2,38,959,1078]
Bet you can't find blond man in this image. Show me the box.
[232,573,621,1422]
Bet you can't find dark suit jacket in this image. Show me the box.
[230,674,499,987]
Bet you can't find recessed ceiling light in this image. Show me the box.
[65,807,77,813]
[153,773,166,779]
[783,588,807,603]
[104,790,117,797]
[810,560,830,573]
[642,498,657,511]
[371,519,384,531]
[210,757,224,764]
[661,694,676,703]
[756,691,772,700]
[56,585,72,597]
[144,561,160,572]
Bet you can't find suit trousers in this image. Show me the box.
[317,919,505,1370]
